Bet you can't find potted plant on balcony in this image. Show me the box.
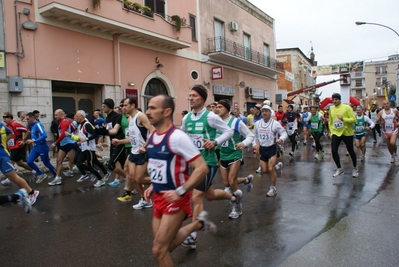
[123,0,133,10]
[142,6,153,17]
[170,15,182,32]
[132,2,142,13]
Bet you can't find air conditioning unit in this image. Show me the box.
[245,87,253,96]
[228,21,238,32]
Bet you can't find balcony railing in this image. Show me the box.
[206,36,284,72]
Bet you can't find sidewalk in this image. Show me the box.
[279,171,399,267]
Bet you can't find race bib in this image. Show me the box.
[216,134,228,147]
[189,134,204,150]
[385,123,394,131]
[106,122,113,130]
[258,129,270,141]
[148,159,167,184]
[125,128,129,138]
[355,126,364,132]
[333,120,343,129]
[311,122,318,129]
[129,133,138,148]
[287,122,294,130]
[7,139,14,147]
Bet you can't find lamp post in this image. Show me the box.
[355,21,399,37]
[355,21,399,106]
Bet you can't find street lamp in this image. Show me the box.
[355,21,399,37]
[355,21,399,107]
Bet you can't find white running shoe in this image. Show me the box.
[132,199,153,210]
[390,156,395,163]
[266,186,277,197]
[77,174,90,183]
[352,168,359,178]
[224,187,232,194]
[93,179,105,187]
[255,166,261,173]
[333,169,344,177]
[15,189,32,213]
[28,190,40,205]
[244,175,254,192]
[48,176,62,186]
[1,178,11,186]
[62,170,74,177]
[228,203,242,219]
[36,173,48,184]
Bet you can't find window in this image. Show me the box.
[243,33,251,60]
[214,19,224,51]
[189,14,197,41]
[145,0,165,17]
[376,66,388,74]
[355,80,362,87]
[263,43,270,66]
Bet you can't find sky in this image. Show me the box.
[249,0,399,98]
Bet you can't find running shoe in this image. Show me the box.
[77,174,90,183]
[303,141,307,145]
[35,173,47,184]
[107,180,120,188]
[289,151,294,157]
[197,211,217,233]
[15,188,32,213]
[28,190,40,205]
[181,234,197,249]
[390,156,395,163]
[373,140,377,144]
[352,168,359,178]
[103,172,111,182]
[224,187,232,194]
[229,203,242,219]
[132,199,153,210]
[93,179,105,187]
[232,189,243,205]
[244,175,254,192]
[1,178,11,186]
[312,143,316,148]
[275,162,283,176]
[63,170,74,177]
[266,186,277,197]
[346,151,349,156]
[117,192,132,202]
[132,189,138,195]
[255,166,261,173]
[48,176,62,186]
[333,169,344,177]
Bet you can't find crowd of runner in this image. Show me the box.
[0,87,396,267]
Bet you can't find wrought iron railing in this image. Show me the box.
[207,36,284,72]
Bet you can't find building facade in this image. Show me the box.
[199,0,283,113]
[364,54,399,107]
[1,0,282,140]
[276,47,316,110]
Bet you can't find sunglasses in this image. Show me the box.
[2,116,11,119]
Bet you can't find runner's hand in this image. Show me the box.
[144,184,153,202]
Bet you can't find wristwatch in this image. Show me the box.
[175,186,187,197]
[213,140,218,146]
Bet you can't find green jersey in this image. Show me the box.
[309,113,323,133]
[185,110,217,166]
[217,117,242,160]
[121,115,132,148]
[354,115,366,135]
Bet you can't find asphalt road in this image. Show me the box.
[0,137,398,267]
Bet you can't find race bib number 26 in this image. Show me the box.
[147,159,167,184]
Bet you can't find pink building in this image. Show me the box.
[1,0,282,138]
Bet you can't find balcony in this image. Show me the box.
[37,0,191,50]
[206,37,284,76]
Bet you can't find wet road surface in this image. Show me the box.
[1,138,398,267]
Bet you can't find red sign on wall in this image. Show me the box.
[211,66,223,80]
[125,88,138,100]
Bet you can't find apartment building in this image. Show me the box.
[0,0,281,137]
[364,54,399,107]
[276,47,316,109]
[199,0,283,113]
